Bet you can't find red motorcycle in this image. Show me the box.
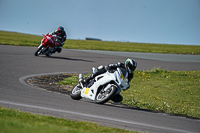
[34,34,60,56]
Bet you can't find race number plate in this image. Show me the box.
[85,88,90,94]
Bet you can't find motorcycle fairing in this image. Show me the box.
[80,68,129,100]
[43,35,55,47]
[81,72,112,100]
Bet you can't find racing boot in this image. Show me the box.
[82,69,104,86]
[47,52,52,56]
[46,47,54,56]
[83,74,94,86]
[52,48,56,53]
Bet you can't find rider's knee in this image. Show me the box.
[57,48,62,53]
[111,94,123,103]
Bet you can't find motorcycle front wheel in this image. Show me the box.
[34,45,44,56]
[70,84,82,100]
[95,85,117,104]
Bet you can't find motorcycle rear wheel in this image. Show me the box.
[95,85,117,104]
[34,45,44,56]
[70,84,82,100]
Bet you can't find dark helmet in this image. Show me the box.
[57,26,64,34]
[125,58,137,73]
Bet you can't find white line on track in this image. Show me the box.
[0,100,196,133]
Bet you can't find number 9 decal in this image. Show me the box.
[85,88,90,94]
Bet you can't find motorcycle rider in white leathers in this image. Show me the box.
[82,58,137,103]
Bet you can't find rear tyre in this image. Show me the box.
[70,84,82,100]
[95,85,117,104]
[34,45,44,56]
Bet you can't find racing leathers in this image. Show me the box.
[83,62,134,103]
[49,30,67,53]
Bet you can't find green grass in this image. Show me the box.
[59,69,200,118]
[1,30,200,55]
[0,107,138,133]
[0,31,42,47]
[0,30,199,132]
[122,69,200,118]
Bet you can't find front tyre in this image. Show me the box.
[95,85,117,104]
[70,84,82,100]
[34,45,44,56]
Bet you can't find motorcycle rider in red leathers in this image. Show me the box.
[47,26,67,55]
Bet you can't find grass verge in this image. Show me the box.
[0,30,199,132]
[0,106,138,133]
[1,30,200,55]
[58,69,200,118]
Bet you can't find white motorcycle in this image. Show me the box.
[70,67,129,104]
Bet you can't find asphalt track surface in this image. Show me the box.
[0,45,200,133]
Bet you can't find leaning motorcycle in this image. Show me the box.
[70,67,129,104]
[34,34,60,56]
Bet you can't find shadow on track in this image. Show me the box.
[41,56,94,63]
[81,98,157,113]
[79,99,200,120]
